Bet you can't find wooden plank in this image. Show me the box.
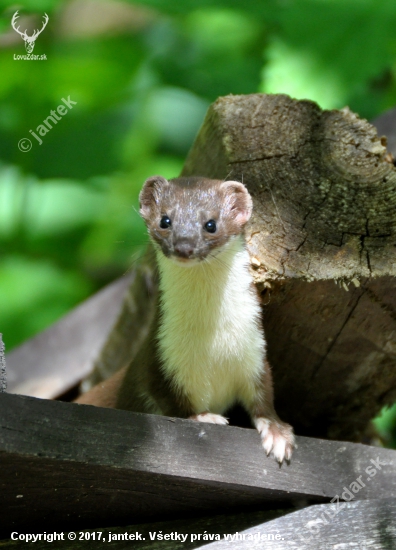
[200,498,396,549]
[5,275,133,399]
[1,500,395,549]
[1,393,396,535]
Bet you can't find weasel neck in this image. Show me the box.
[155,235,250,301]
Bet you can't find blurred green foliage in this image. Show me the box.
[373,403,396,448]
[1,0,396,441]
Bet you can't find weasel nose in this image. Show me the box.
[174,242,194,258]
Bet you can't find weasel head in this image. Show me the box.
[139,176,253,265]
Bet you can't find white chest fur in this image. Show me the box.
[156,236,265,414]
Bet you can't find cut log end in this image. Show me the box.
[183,94,396,283]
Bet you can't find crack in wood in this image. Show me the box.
[310,286,367,380]
[358,219,372,274]
[294,235,308,252]
[229,152,289,164]
[364,287,396,325]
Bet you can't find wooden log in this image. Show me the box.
[80,258,157,390]
[180,93,396,440]
[1,393,396,536]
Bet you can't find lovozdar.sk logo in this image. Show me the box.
[11,11,48,59]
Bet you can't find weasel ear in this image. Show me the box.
[220,180,253,226]
[139,175,169,220]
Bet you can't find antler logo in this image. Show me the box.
[11,11,49,54]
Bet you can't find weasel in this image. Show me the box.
[114,175,295,463]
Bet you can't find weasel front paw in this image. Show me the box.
[254,417,295,463]
[189,412,229,425]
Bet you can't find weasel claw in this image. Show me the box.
[254,417,295,463]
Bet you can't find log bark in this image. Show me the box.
[181,93,396,440]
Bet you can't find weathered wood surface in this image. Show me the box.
[183,94,396,280]
[81,258,157,390]
[179,93,396,440]
[201,498,396,549]
[1,393,396,536]
[1,498,395,549]
[5,275,131,398]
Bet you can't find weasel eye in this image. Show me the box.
[160,215,172,229]
[204,220,217,233]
